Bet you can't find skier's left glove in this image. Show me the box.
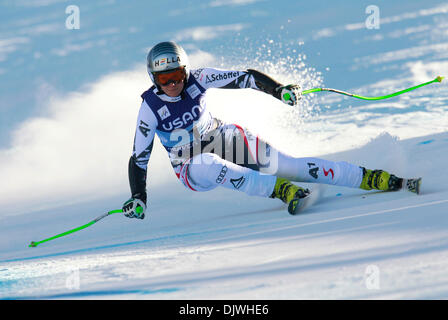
[275,84,302,106]
[122,194,146,219]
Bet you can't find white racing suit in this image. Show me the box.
[128,68,363,202]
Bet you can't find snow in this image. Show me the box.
[1,0,448,300]
[1,132,448,300]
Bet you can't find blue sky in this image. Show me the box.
[0,0,447,147]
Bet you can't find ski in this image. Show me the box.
[288,178,421,215]
[288,196,311,215]
[403,178,422,194]
[288,185,324,215]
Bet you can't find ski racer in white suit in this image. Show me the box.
[122,41,407,219]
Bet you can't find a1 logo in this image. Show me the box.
[307,162,319,179]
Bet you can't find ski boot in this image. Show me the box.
[360,168,421,194]
[270,177,310,214]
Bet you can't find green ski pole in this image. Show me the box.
[29,208,125,248]
[301,76,444,100]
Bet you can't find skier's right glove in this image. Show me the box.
[122,194,146,219]
[275,84,302,106]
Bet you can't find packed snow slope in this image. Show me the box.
[1,0,448,299]
[1,132,448,300]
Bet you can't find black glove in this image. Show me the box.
[122,193,147,219]
[275,84,302,106]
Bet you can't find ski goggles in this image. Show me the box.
[154,67,186,86]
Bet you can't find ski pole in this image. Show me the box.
[29,208,125,248]
[301,76,444,101]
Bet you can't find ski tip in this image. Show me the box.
[288,198,302,215]
[436,76,444,83]
[288,195,311,215]
[404,177,422,195]
[29,241,37,248]
[416,177,422,195]
[412,177,422,195]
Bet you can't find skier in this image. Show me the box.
[122,41,418,219]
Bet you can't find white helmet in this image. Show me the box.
[146,41,190,87]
